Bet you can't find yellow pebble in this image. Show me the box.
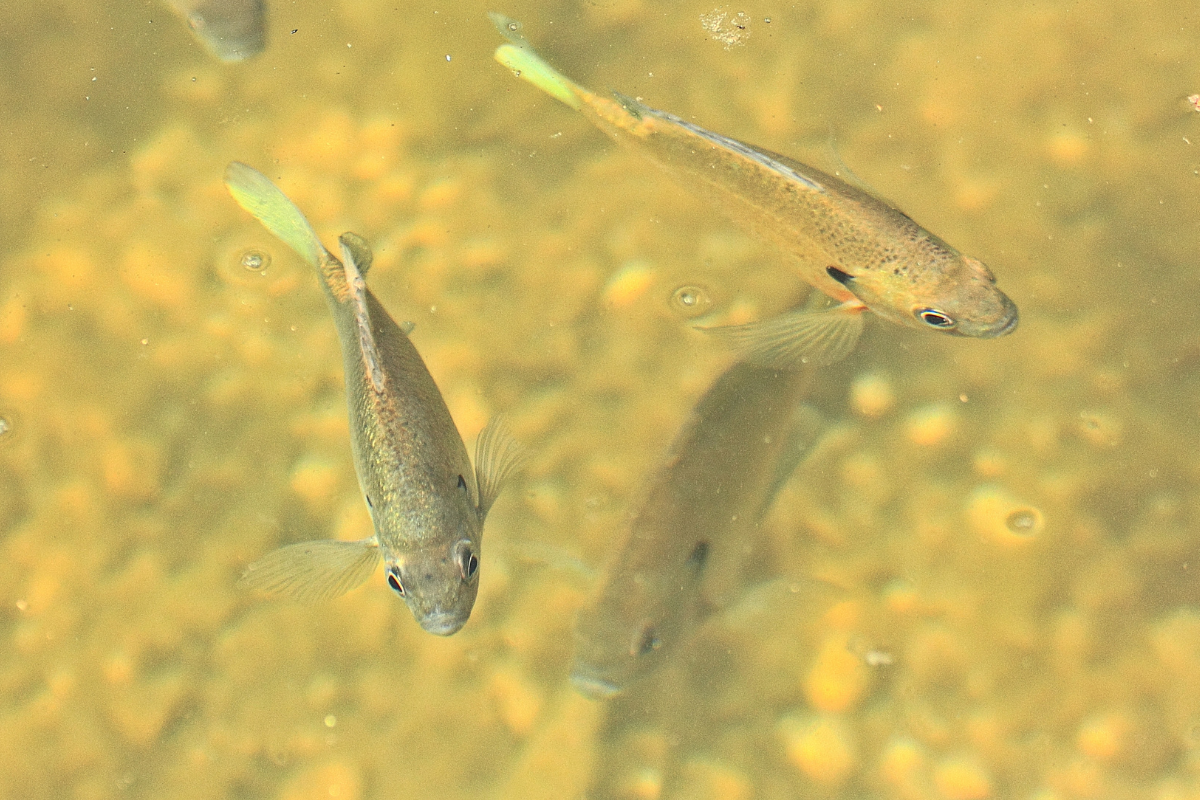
[678,757,753,800]
[601,260,656,309]
[278,760,363,800]
[882,580,919,615]
[120,240,195,309]
[849,371,895,418]
[904,403,959,447]
[804,634,870,713]
[1076,711,1129,761]
[616,767,663,800]
[289,456,342,509]
[1047,131,1089,165]
[778,713,857,786]
[933,754,992,800]
[488,664,544,737]
[101,438,163,501]
[0,293,29,344]
[879,736,927,795]
[418,176,463,210]
[971,448,1007,478]
[34,246,97,292]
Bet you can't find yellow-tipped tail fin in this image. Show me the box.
[489,13,584,111]
[224,161,326,269]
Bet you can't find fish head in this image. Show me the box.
[382,532,482,636]
[181,0,266,63]
[832,250,1018,339]
[570,608,668,699]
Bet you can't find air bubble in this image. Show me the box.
[240,249,270,271]
[1005,507,1044,536]
[669,284,713,318]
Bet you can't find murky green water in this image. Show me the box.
[2,0,1199,798]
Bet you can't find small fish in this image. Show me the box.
[167,0,267,63]
[224,162,521,636]
[491,14,1018,365]
[570,359,824,698]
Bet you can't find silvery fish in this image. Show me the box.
[571,359,823,698]
[167,0,266,62]
[491,14,1018,366]
[224,162,521,636]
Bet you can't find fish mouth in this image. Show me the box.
[990,303,1019,338]
[418,611,468,636]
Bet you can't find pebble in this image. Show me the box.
[778,712,857,785]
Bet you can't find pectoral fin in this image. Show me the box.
[699,302,865,367]
[240,538,380,603]
[224,162,326,269]
[474,415,525,518]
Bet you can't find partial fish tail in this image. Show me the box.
[224,162,325,269]
[490,13,585,110]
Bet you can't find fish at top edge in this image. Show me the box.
[223,161,522,636]
[490,13,1018,367]
[167,0,267,62]
[570,359,823,699]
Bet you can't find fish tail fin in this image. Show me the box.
[224,162,326,269]
[490,13,585,110]
[697,301,865,367]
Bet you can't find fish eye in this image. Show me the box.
[457,544,479,581]
[386,569,406,597]
[632,623,661,657]
[916,308,956,329]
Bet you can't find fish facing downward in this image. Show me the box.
[167,0,266,63]
[491,14,1018,366]
[571,360,824,698]
[224,162,521,636]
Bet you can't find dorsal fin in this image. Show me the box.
[338,232,373,276]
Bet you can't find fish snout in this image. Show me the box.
[979,293,1019,338]
[416,609,469,636]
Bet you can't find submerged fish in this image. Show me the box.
[167,0,266,62]
[225,162,521,636]
[571,359,823,698]
[491,14,1018,365]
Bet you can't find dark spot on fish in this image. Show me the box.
[827,266,855,285]
[365,493,374,510]
[633,623,661,657]
[457,474,468,492]
[687,540,710,570]
[387,570,405,596]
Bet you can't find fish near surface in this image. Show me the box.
[491,14,1018,366]
[571,359,824,699]
[224,162,521,636]
[166,0,266,62]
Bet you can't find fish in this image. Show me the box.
[570,358,825,699]
[491,14,1018,366]
[167,0,267,63]
[224,162,522,636]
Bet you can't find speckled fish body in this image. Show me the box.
[167,0,266,62]
[492,15,1018,365]
[225,162,519,636]
[571,360,819,698]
